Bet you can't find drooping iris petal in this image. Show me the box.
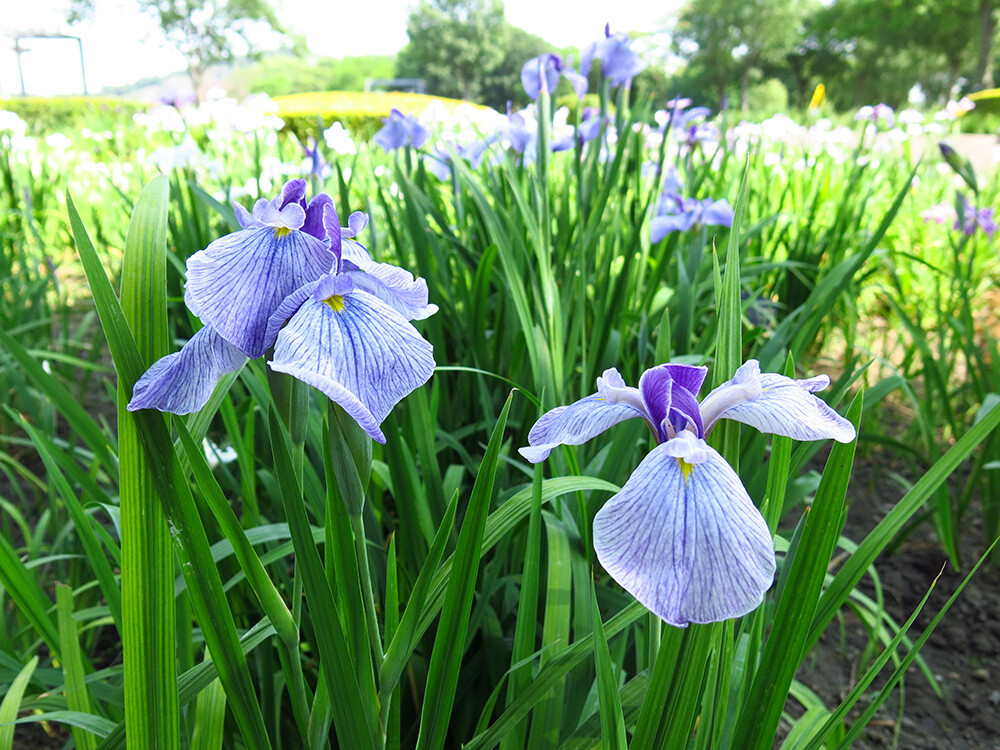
[346,261,438,321]
[702,199,735,228]
[703,360,856,443]
[127,325,248,415]
[268,289,435,444]
[184,223,334,358]
[519,375,649,463]
[592,434,776,627]
[650,213,694,242]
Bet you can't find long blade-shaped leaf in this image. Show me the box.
[416,394,512,750]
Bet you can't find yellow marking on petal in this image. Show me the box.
[274,226,293,238]
[678,458,694,483]
[324,294,346,313]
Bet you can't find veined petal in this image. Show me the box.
[267,290,435,443]
[346,262,438,321]
[127,325,248,414]
[184,226,335,357]
[639,364,707,439]
[593,436,775,627]
[704,361,855,443]
[519,384,647,463]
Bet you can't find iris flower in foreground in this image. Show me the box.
[519,360,855,627]
[128,180,437,443]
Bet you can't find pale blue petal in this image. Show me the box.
[345,260,438,321]
[593,439,775,627]
[184,226,334,357]
[519,391,646,463]
[710,364,856,443]
[268,291,435,443]
[127,325,247,414]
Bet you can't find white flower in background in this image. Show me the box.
[45,133,73,150]
[149,135,202,172]
[134,105,187,134]
[0,110,28,137]
[323,121,357,155]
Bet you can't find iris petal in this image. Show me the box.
[184,226,334,357]
[519,391,646,464]
[593,438,775,627]
[127,325,247,414]
[707,362,855,443]
[346,261,438,321]
[268,291,435,443]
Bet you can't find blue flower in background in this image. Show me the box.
[129,181,437,443]
[580,25,646,88]
[650,192,734,242]
[520,360,855,627]
[373,109,430,152]
[521,53,588,101]
[956,199,997,240]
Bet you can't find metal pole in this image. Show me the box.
[75,36,88,94]
[15,38,27,96]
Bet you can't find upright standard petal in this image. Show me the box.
[127,325,248,415]
[268,287,435,443]
[593,433,776,627]
[184,224,335,358]
[702,360,856,443]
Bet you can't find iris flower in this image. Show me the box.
[580,25,646,88]
[955,198,997,240]
[128,180,437,444]
[520,53,588,100]
[373,109,430,152]
[650,193,734,242]
[519,360,855,627]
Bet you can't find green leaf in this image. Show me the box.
[56,584,98,750]
[0,656,38,750]
[731,393,863,748]
[416,393,512,750]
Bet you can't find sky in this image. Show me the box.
[0,0,680,98]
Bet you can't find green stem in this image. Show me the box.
[351,512,385,664]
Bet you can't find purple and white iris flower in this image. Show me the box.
[580,25,646,88]
[373,109,430,152]
[521,53,588,101]
[128,179,437,444]
[519,360,855,627]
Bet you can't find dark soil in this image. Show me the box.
[794,449,1000,750]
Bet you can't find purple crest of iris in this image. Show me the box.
[129,183,438,443]
[519,360,855,627]
[650,195,734,243]
[373,109,431,152]
[580,24,646,88]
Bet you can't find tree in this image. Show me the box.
[68,0,287,100]
[675,0,812,111]
[396,0,507,101]
[809,0,978,105]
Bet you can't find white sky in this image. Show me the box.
[0,0,680,98]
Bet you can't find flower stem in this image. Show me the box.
[351,511,385,664]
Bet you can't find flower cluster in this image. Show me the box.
[650,170,733,242]
[373,109,431,152]
[128,179,437,443]
[520,360,855,627]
